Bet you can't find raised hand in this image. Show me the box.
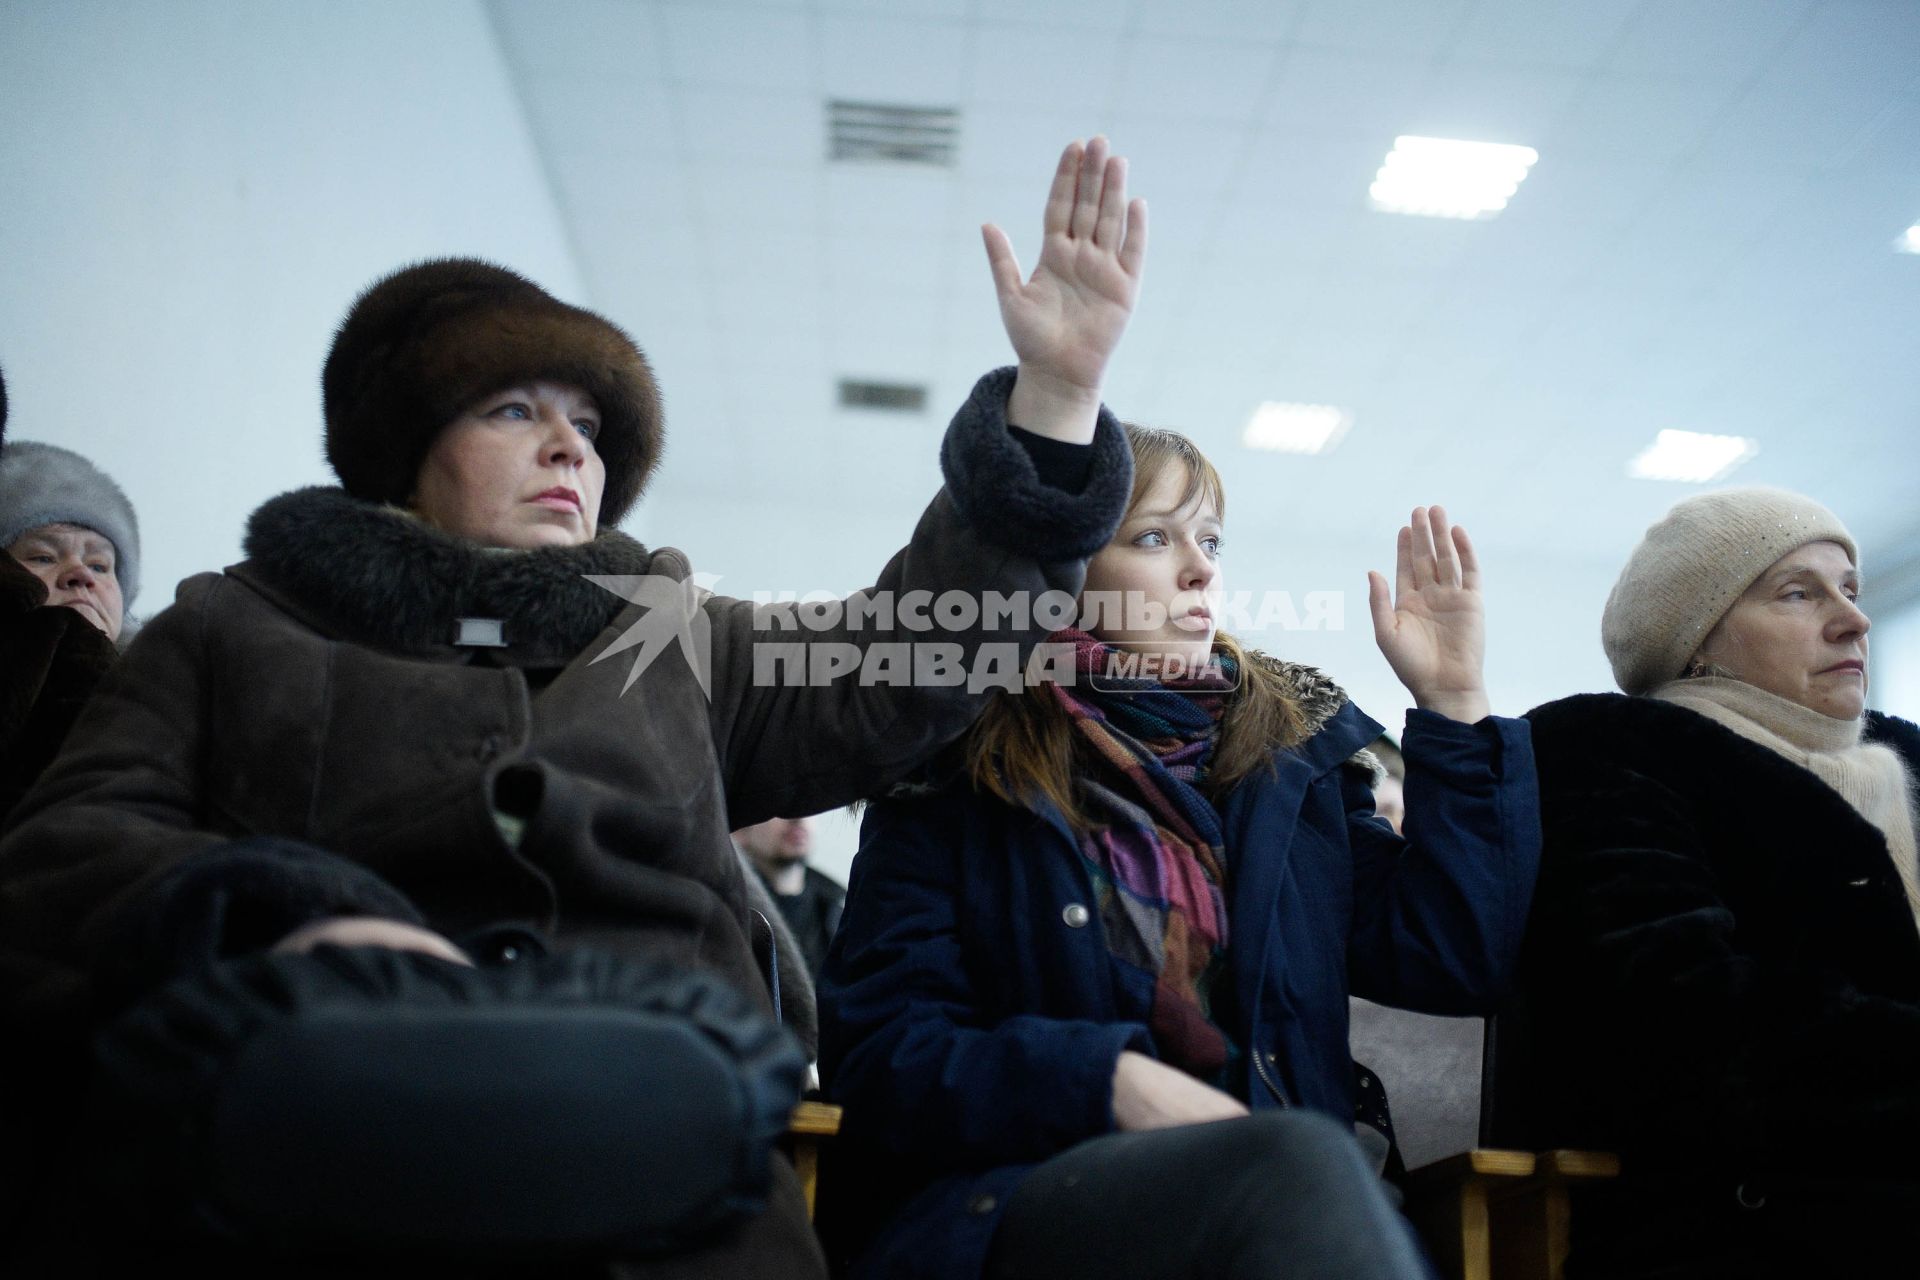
[984,136,1148,443]
[1367,506,1491,724]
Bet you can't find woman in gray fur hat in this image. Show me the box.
[1516,488,1920,1279]
[0,138,1144,1278]
[0,370,138,821]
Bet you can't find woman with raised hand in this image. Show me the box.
[819,420,1540,1279]
[1520,489,1920,1279]
[0,138,1143,1278]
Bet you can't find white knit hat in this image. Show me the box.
[1601,488,1856,695]
[0,440,142,610]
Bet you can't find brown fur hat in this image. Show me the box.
[322,259,663,526]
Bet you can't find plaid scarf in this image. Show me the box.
[1047,628,1238,1078]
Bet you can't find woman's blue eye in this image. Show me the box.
[1135,530,1167,548]
[493,402,531,420]
[573,419,599,441]
[1202,536,1224,557]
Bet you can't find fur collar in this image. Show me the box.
[1529,691,1920,775]
[237,486,654,661]
[1527,692,1920,855]
[1251,651,1352,742]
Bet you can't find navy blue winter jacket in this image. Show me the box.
[818,667,1541,1280]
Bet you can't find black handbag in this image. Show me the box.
[84,942,806,1263]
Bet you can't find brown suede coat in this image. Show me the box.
[0,368,1131,1276]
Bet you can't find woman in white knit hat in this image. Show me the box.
[1513,488,1919,1279]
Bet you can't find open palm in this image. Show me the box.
[1368,506,1487,715]
[983,136,1147,398]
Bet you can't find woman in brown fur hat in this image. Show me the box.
[0,138,1143,1277]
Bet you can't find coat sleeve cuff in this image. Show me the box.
[1008,426,1095,494]
[940,366,1133,560]
[88,836,425,1004]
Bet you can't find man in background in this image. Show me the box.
[734,816,845,982]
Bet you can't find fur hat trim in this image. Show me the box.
[323,258,663,527]
[0,440,141,609]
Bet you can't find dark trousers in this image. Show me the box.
[985,1110,1432,1280]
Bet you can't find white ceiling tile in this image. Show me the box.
[1704,71,1919,171]
[825,232,952,298]
[965,22,1123,115]
[525,76,680,163]
[549,162,698,239]
[820,0,969,16]
[660,5,813,91]
[829,292,941,374]
[825,166,955,233]
[688,162,826,234]
[1404,60,1584,143]
[1446,0,1646,71]
[1261,47,1433,139]
[1542,74,1741,164]
[701,230,827,324]
[1492,155,1662,233]
[960,108,1110,182]
[1131,0,1309,41]
[973,0,1134,30]
[1104,115,1248,208]
[1115,35,1283,124]
[490,0,666,81]
[817,15,970,104]
[1292,0,1472,58]
[676,89,822,163]
[1206,196,1352,271]
[1604,0,1818,79]
[1237,127,1383,209]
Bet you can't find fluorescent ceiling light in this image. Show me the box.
[1369,136,1539,220]
[1896,222,1920,254]
[1242,402,1352,455]
[1627,429,1759,483]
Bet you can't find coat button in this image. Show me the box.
[1062,903,1090,928]
[968,1193,998,1215]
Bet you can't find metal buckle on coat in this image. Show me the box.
[454,617,508,647]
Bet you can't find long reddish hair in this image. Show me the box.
[963,424,1307,829]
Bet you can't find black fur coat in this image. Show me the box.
[0,555,117,824]
[1520,692,1920,1279]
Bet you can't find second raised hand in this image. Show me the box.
[1366,505,1492,724]
[984,136,1149,444]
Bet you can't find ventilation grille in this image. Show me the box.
[828,100,959,167]
[838,379,929,413]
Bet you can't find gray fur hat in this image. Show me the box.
[0,440,142,610]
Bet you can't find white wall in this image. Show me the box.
[0,0,584,611]
[1871,604,1920,724]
